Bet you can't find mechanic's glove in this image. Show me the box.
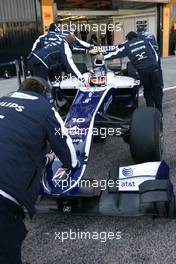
[44,152,55,166]
[89,48,97,55]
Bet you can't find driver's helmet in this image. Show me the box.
[89,67,107,87]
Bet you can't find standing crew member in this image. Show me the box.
[0,77,78,264]
[91,31,163,113]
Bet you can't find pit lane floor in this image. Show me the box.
[0,57,176,264]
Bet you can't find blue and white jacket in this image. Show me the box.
[137,31,160,62]
[32,38,85,81]
[0,91,77,217]
[104,36,159,70]
[32,30,91,54]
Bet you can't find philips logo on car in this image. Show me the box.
[122,167,133,177]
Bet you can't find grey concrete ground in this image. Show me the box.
[0,57,176,264]
[0,77,18,96]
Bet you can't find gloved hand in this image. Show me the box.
[89,48,97,55]
[45,152,55,166]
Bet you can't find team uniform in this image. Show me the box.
[137,32,160,57]
[30,31,64,82]
[29,29,92,84]
[31,31,61,53]
[104,37,163,113]
[31,30,91,55]
[29,37,85,82]
[0,90,77,263]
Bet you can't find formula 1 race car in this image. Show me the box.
[38,46,175,218]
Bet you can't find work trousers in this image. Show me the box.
[0,196,27,264]
[138,66,163,113]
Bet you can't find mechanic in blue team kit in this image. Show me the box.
[28,33,87,85]
[29,23,92,79]
[97,31,163,113]
[0,77,78,264]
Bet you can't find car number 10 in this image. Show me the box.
[72,118,85,123]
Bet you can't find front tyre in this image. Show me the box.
[130,107,163,163]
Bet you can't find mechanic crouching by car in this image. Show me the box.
[0,77,79,264]
[90,31,163,113]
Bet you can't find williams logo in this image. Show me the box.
[122,167,133,177]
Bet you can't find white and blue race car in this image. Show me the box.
[39,46,175,218]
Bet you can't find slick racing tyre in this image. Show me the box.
[130,107,163,163]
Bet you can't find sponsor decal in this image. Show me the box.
[0,102,24,112]
[72,138,83,143]
[94,46,118,52]
[83,98,92,104]
[52,168,71,187]
[120,181,135,188]
[72,118,85,123]
[122,167,133,177]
